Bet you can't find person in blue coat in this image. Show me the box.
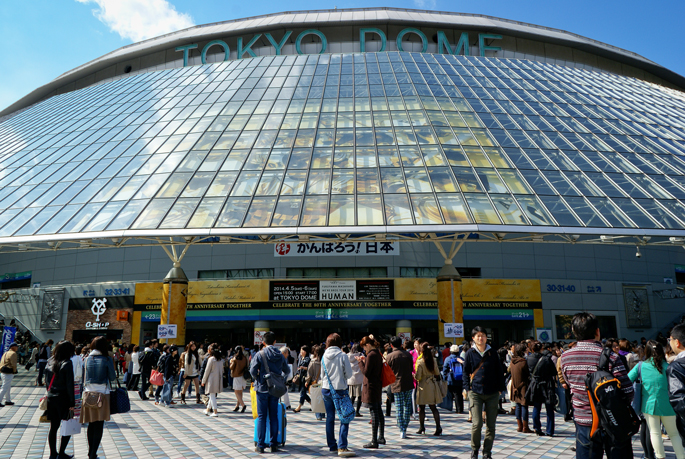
[629,340,685,459]
[442,345,464,413]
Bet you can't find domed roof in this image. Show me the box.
[1,51,685,250]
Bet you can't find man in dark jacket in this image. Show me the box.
[385,336,414,439]
[530,343,557,437]
[526,342,542,373]
[667,323,685,445]
[463,326,506,459]
[137,340,157,401]
[250,332,290,454]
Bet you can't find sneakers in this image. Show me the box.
[338,448,356,457]
[4,402,14,406]
[399,431,407,439]
[255,447,265,453]
[209,412,218,417]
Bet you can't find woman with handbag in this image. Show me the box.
[293,345,311,413]
[357,335,385,449]
[307,345,325,421]
[201,346,223,417]
[230,345,248,412]
[414,342,443,436]
[44,340,76,459]
[321,333,356,457]
[81,336,116,459]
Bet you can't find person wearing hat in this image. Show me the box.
[0,342,19,407]
[442,344,465,414]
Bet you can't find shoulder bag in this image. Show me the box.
[469,350,490,383]
[110,378,131,414]
[381,356,396,388]
[260,350,287,398]
[38,374,56,411]
[321,357,355,424]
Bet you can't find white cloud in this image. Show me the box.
[413,0,437,10]
[75,0,195,43]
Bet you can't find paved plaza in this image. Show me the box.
[0,369,680,459]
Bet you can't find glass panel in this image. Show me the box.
[427,167,457,192]
[329,196,355,226]
[610,198,659,228]
[410,194,443,224]
[301,196,328,226]
[181,172,215,198]
[563,197,609,227]
[334,148,354,168]
[106,200,149,230]
[158,198,200,229]
[311,149,332,168]
[206,172,238,196]
[230,171,261,196]
[244,149,270,170]
[586,197,636,228]
[131,199,174,229]
[187,197,224,228]
[281,171,307,195]
[288,149,312,169]
[255,171,284,196]
[357,195,384,225]
[384,194,414,225]
[271,196,303,227]
[464,194,500,224]
[452,167,483,192]
[355,148,377,167]
[82,201,127,232]
[331,170,354,194]
[13,206,61,236]
[243,197,276,227]
[515,195,556,225]
[490,194,527,225]
[220,150,249,171]
[356,169,380,193]
[538,196,584,227]
[306,170,331,194]
[634,200,684,229]
[215,197,251,227]
[476,169,508,194]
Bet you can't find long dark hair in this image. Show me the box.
[51,340,75,373]
[421,342,436,373]
[645,340,666,373]
[234,345,244,360]
[90,336,110,357]
[185,341,200,367]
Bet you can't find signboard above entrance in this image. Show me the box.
[274,241,399,257]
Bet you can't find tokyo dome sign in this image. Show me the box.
[175,28,502,66]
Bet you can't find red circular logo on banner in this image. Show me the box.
[275,243,290,255]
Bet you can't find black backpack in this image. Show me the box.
[584,348,640,444]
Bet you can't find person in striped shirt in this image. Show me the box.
[560,312,634,459]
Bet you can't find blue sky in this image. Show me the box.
[1,0,684,112]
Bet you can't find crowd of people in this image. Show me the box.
[1,315,684,459]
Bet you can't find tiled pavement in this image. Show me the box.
[0,369,680,458]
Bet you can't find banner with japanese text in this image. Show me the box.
[274,241,399,257]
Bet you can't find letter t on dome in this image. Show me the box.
[175,44,198,67]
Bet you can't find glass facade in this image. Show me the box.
[2,52,685,239]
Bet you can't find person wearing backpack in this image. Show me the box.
[249,331,290,454]
[530,343,558,437]
[630,340,685,459]
[442,344,464,414]
[463,326,506,459]
[667,323,685,453]
[560,312,635,459]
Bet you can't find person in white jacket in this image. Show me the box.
[347,344,364,417]
[322,333,356,458]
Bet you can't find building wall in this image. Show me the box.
[1,241,683,342]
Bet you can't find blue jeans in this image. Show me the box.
[575,422,633,459]
[176,370,184,394]
[256,391,279,449]
[515,403,528,421]
[533,402,555,435]
[322,388,349,451]
[162,376,174,405]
